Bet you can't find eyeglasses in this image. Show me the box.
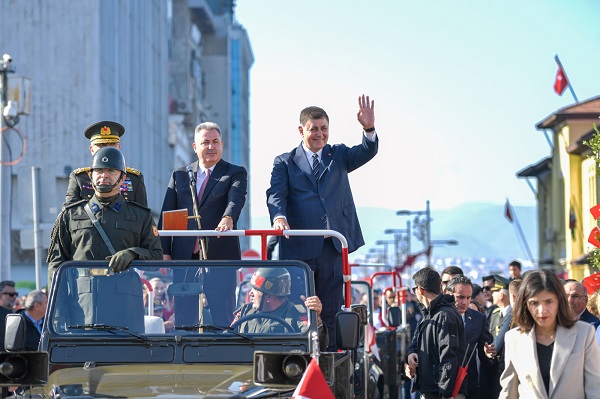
[568,294,587,300]
[411,286,419,294]
[482,286,491,292]
[441,280,451,286]
[2,292,18,297]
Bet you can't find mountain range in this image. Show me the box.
[252,202,537,279]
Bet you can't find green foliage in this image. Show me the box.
[588,248,600,272]
[583,124,600,165]
[585,124,600,271]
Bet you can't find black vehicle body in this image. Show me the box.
[1,260,365,398]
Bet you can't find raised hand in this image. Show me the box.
[357,94,375,130]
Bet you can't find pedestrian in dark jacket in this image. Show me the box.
[405,267,467,399]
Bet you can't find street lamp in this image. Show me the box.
[0,53,17,280]
[375,239,394,265]
[431,239,459,246]
[368,248,384,263]
[0,54,27,281]
[384,220,411,268]
[397,200,431,266]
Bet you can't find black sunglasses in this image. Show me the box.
[482,286,491,291]
[411,286,418,294]
[2,292,18,297]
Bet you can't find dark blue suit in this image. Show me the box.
[579,308,600,325]
[464,308,494,399]
[159,159,247,327]
[267,135,378,348]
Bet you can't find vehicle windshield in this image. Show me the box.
[48,261,316,337]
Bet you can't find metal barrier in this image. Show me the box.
[158,229,353,310]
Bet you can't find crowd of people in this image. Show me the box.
[401,261,600,399]
[6,94,600,399]
[11,94,374,353]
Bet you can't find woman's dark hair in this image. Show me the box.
[513,269,576,332]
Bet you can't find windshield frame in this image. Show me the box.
[47,260,318,340]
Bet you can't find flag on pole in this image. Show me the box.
[292,358,335,399]
[553,65,568,95]
[504,199,514,223]
[366,324,381,361]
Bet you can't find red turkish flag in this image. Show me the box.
[554,66,568,95]
[504,199,514,223]
[291,358,335,399]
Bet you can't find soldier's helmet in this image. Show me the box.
[249,268,291,297]
[91,146,126,174]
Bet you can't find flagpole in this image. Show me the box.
[507,199,535,266]
[554,54,579,103]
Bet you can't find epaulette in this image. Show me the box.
[126,167,141,176]
[126,200,151,212]
[294,303,307,313]
[491,308,501,314]
[64,199,88,209]
[73,167,91,175]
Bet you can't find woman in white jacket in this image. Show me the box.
[499,269,600,399]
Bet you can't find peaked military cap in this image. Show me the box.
[490,275,510,291]
[84,121,125,144]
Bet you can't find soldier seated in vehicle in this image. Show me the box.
[231,268,328,344]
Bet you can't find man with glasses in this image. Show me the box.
[0,280,18,310]
[405,267,466,399]
[440,266,463,288]
[444,275,494,399]
[481,275,497,315]
[564,279,600,325]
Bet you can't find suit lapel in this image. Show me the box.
[523,328,549,399]
[464,309,475,343]
[198,160,223,206]
[319,145,333,180]
[548,325,575,398]
[292,143,318,187]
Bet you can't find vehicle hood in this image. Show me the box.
[33,364,291,398]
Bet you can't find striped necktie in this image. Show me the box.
[312,153,320,177]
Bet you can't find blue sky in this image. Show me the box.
[235,1,600,221]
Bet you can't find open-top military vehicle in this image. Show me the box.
[0,230,378,399]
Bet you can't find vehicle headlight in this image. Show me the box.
[282,355,307,379]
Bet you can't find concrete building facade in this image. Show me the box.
[0,0,253,285]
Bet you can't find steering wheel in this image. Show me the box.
[229,313,300,333]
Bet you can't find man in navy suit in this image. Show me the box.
[16,290,47,351]
[564,279,600,325]
[267,95,378,349]
[444,275,494,399]
[159,122,247,327]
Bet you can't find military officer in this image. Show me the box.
[48,146,163,286]
[231,268,327,348]
[488,275,511,339]
[64,120,147,207]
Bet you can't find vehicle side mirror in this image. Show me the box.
[350,304,368,326]
[335,311,360,350]
[4,314,26,352]
[387,306,401,327]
